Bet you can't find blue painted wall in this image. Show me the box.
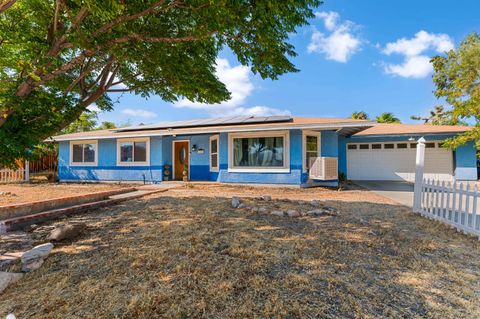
[339,134,478,181]
[218,129,303,185]
[58,137,164,182]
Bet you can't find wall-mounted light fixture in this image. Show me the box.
[191,144,197,152]
[408,137,415,141]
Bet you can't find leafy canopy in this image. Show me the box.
[351,111,369,120]
[431,32,480,148]
[376,112,401,124]
[0,0,321,166]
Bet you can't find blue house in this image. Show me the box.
[52,116,478,186]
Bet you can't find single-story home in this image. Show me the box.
[51,116,478,186]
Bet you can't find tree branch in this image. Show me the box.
[0,0,16,14]
[109,31,217,45]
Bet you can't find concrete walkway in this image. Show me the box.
[354,181,414,207]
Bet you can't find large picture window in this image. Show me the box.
[70,140,97,166]
[228,131,289,172]
[117,138,150,165]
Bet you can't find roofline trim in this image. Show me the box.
[50,121,376,142]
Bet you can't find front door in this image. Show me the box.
[174,141,189,180]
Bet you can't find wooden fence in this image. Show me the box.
[0,162,29,183]
[29,151,58,174]
[419,178,479,239]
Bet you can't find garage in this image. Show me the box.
[346,141,454,182]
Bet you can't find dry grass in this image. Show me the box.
[1,184,479,318]
[0,183,131,206]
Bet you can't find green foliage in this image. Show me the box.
[376,112,401,124]
[351,111,369,120]
[0,0,321,166]
[97,121,116,130]
[63,111,98,134]
[431,32,480,148]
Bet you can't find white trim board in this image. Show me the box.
[209,135,219,172]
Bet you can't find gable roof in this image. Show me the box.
[51,117,375,141]
[353,123,472,137]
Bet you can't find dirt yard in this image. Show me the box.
[1,184,479,318]
[0,183,132,206]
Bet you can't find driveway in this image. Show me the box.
[353,181,414,207]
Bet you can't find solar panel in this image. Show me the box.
[116,115,292,132]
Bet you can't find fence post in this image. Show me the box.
[25,160,30,181]
[413,137,426,212]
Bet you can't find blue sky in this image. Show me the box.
[96,0,480,126]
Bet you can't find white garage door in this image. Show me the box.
[347,141,454,182]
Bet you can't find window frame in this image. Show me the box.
[69,140,98,166]
[302,130,321,172]
[228,130,290,173]
[116,137,150,166]
[209,135,219,172]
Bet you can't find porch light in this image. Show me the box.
[191,144,197,152]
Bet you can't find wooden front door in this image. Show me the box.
[174,141,189,180]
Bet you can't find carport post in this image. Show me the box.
[413,137,426,212]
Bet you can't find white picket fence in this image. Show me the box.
[0,162,29,183]
[418,178,479,238]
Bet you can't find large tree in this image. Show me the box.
[376,112,401,124]
[351,111,369,120]
[431,33,480,148]
[0,0,320,166]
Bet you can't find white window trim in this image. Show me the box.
[116,137,150,166]
[228,130,290,173]
[69,140,98,166]
[209,135,219,172]
[302,130,321,172]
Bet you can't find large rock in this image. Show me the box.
[271,211,285,217]
[21,243,53,272]
[0,272,23,294]
[48,223,86,241]
[232,196,241,208]
[287,209,300,217]
[261,195,272,201]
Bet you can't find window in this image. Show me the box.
[228,131,289,172]
[372,144,382,149]
[303,132,320,171]
[70,141,97,166]
[347,144,357,150]
[359,144,369,150]
[117,138,150,165]
[397,143,408,149]
[210,135,219,172]
[410,143,417,148]
[426,142,435,148]
[384,144,394,149]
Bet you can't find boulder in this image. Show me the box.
[261,195,272,201]
[48,224,86,241]
[21,243,53,272]
[287,209,300,217]
[271,211,285,217]
[232,196,241,208]
[0,272,23,294]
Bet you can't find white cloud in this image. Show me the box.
[308,11,362,63]
[174,58,290,117]
[381,30,454,79]
[121,108,157,118]
[87,104,100,113]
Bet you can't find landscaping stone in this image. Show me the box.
[287,209,300,217]
[258,207,267,213]
[306,209,326,216]
[48,223,86,241]
[261,195,272,201]
[271,211,284,216]
[237,203,247,209]
[231,197,241,208]
[310,200,321,207]
[21,243,53,272]
[251,207,259,213]
[0,271,23,294]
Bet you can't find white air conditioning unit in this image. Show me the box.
[309,157,338,180]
